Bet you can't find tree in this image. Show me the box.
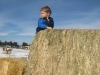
[0,40,2,46]
[13,42,18,46]
[2,42,5,46]
[22,42,28,46]
[9,41,13,46]
[5,41,7,46]
[0,40,29,47]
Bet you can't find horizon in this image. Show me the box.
[0,0,100,44]
[0,40,29,45]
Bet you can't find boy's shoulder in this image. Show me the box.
[50,17,53,19]
[49,17,53,20]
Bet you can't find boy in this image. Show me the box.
[36,6,54,34]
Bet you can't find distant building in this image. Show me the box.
[25,46,30,50]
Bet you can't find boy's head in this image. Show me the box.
[40,6,52,18]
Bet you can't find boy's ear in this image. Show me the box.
[47,12,50,16]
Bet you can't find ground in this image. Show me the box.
[0,47,29,58]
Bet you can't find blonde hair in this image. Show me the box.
[40,6,52,15]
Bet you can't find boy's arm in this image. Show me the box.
[38,19,47,29]
[50,19,54,28]
[48,18,54,28]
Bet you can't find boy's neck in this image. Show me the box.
[47,17,49,21]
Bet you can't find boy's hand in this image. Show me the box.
[47,27,52,29]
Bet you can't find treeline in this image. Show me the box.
[0,40,29,47]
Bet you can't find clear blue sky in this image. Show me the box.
[0,0,100,45]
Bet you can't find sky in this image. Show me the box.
[0,0,100,45]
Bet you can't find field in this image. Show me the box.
[0,47,29,58]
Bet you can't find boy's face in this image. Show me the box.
[40,11,50,18]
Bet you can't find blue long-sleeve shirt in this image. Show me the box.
[36,17,54,34]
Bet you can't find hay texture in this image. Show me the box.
[0,58,27,75]
[25,29,100,75]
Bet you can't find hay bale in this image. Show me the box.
[24,29,100,75]
[0,58,27,75]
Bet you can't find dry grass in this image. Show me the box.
[0,58,27,75]
[24,29,100,75]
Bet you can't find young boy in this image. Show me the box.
[36,6,54,34]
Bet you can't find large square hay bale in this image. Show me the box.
[24,29,100,75]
